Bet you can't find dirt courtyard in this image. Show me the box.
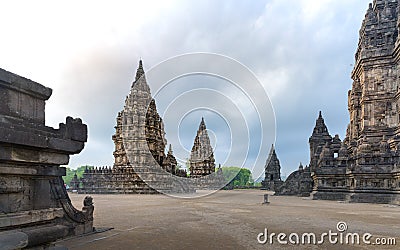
[58,190,399,249]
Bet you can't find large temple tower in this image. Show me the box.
[346,0,399,151]
[80,60,181,193]
[309,0,400,203]
[113,59,173,173]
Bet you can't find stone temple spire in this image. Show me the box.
[189,117,215,178]
[262,144,282,190]
[356,0,398,63]
[109,59,174,193]
[309,111,332,171]
[199,117,206,130]
[266,144,278,166]
[261,144,284,191]
[312,111,330,137]
[135,59,145,82]
[131,59,150,94]
[164,144,177,174]
[168,144,173,155]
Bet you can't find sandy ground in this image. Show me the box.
[58,190,400,250]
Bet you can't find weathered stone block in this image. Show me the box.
[0,68,51,124]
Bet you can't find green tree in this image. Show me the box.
[62,165,91,185]
[222,166,253,187]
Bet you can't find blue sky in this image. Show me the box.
[0,0,370,179]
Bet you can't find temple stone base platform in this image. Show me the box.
[0,68,94,248]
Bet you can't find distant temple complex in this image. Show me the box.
[78,60,222,194]
[274,0,400,204]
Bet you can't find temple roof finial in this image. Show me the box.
[199,117,206,130]
[135,59,145,82]
[310,110,330,137]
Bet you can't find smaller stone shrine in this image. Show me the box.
[186,118,226,190]
[189,118,216,178]
[0,68,94,248]
[274,112,326,197]
[261,145,283,191]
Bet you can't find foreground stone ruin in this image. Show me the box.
[0,68,94,248]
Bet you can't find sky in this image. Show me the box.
[0,0,370,179]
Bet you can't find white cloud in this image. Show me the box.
[0,0,369,175]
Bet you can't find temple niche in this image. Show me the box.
[279,0,400,204]
[0,68,94,248]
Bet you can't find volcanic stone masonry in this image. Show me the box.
[0,68,94,248]
[275,0,400,204]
